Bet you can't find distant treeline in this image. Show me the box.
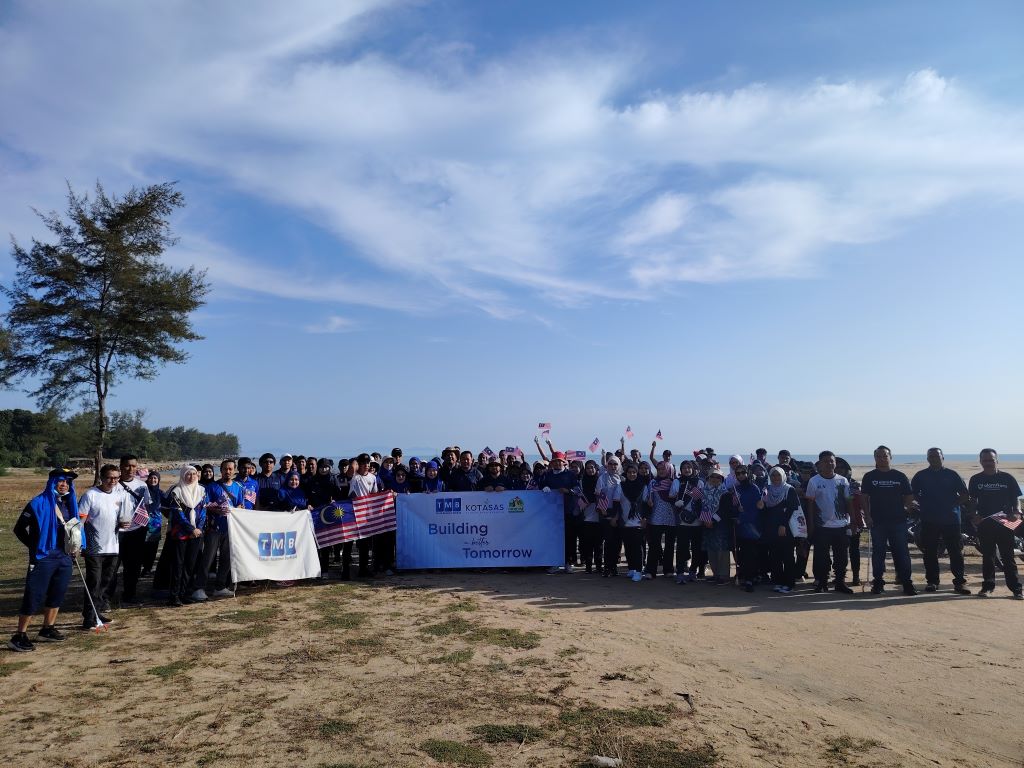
[0,408,239,467]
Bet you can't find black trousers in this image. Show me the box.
[847,530,862,583]
[919,521,965,585]
[675,525,706,573]
[622,527,644,573]
[977,519,1021,591]
[341,538,372,576]
[735,538,761,583]
[645,524,676,575]
[169,537,203,598]
[197,527,232,591]
[812,527,849,585]
[564,513,581,565]
[766,534,797,588]
[373,531,396,573]
[152,532,175,592]
[140,536,160,575]
[601,519,621,575]
[580,521,603,570]
[116,527,148,601]
[82,554,117,624]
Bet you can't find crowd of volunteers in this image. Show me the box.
[7,441,1022,653]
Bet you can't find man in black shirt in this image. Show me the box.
[861,445,917,595]
[911,448,971,594]
[967,449,1022,599]
[447,451,482,492]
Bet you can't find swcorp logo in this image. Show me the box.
[435,498,462,514]
[257,531,298,560]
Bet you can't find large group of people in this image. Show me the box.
[7,441,1022,653]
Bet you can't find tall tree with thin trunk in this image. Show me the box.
[1,181,209,476]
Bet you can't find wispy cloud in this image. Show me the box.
[2,3,1023,317]
[304,315,355,334]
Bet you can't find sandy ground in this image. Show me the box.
[1,464,1022,768]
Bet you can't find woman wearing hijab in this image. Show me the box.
[759,466,803,593]
[597,456,623,577]
[419,461,446,493]
[674,461,706,583]
[276,472,312,511]
[643,461,678,580]
[699,470,732,585]
[140,470,164,577]
[164,465,208,607]
[613,464,648,582]
[725,455,745,490]
[578,460,603,574]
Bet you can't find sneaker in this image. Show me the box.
[977,587,994,598]
[850,578,861,586]
[631,571,643,582]
[834,583,854,595]
[674,574,687,584]
[564,563,575,574]
[694,571,706,582]
[211,588,234,598]
[925,583,938,593]
[190,589,208,602]
[870,583,884,595]
[626,570,636,578]
[778,586,792,594]
[1012,591,1024,601]
[743,581,754,593]
[7,633,34,652]
[166,595,184,607]
[902,583,918,596]
[546,566,562,575]
[97,614,113,624]
[814,582,828,593]
[37,625,66,642]
[953,584,972,595]
[772,585,784,593]
[641,573,653,580]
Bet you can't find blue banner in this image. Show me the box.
[396,491,564,569]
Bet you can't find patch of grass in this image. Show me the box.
[421,739,493,767]
[512,656,546,667]
[615,738,719,768]
[559,704,674,730]
[431,648,474,664]
[444,599,479,613]
[318,719,356,738]
[556,645,582,658]
[204,623,275,644]
[219,606,280,622]
[471,723,546,744]
[470,626,541,650]
[146,659,193,679]
[0,660,32,677]
[600,671,631,681]
[311,610,368,630]
[196,749,228,767]
[420,616,477,636]
[822,735,881,765]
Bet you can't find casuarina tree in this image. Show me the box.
[1,181,209,476]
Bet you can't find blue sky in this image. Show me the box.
[1,1,1023,457]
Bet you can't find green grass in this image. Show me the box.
[421,739,493,767]
[470,626,541,650]
[444,599,480,613]
[556,645,582,658]
[146,659,193,679]
[420,616,477,636]
[218,606,280,622]
[311,610,368,630]
[470,723,546,744]
[618,739,719,768]
[0,660,32,677]
[431,648,474,664]
[559,704,674,730]
[318,719,357,738]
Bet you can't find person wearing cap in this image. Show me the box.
[256,452,282,509]
[542,451,583,573]
[477,461,508,492]
[8,469,83,651]
[274,454,295,482]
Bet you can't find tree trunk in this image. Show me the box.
[94,390,107,483]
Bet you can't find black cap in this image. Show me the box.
[49,467,78,480]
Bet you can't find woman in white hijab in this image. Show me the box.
[164,465,208,607]
[597,456,623,576]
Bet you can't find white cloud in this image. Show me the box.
[304,315,355,334]
[2,4,1023,315]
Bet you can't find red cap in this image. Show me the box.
[552,451,566,460]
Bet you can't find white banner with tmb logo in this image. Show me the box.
[227,508,322,582]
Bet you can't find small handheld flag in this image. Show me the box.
[625,425,634,439]
[655,429,663,441]
[589,437,601,453]
[538,422,551,436]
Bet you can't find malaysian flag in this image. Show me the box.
[597,491,611,512]
[483,446,496,458]
[994,514,1022,531]
[311,491,396,548]
[625,425,634,439]
[589,437,601,453]
[655,429,663,441]
[538,422,551,436]
[125,496,150,532]
[569,450,587,461]
[685,484,704,502]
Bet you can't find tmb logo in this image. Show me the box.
[435,498,462,514]
[257,531,298,560]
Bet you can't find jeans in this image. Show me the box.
[977,519,1021,591]
[869,520,912,585]
[812,526,849,585]
[645,524,676,575]
[919,521,965,585]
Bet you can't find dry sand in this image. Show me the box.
[0,464,1022,768]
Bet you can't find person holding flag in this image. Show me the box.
[195,459,243,600]
[8,468,82,651]
[109,454,152,607]
[542,451,582,573]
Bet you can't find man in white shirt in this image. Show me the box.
[79,464,128,628]
[347,454,382,578]
[108,454,152,606]
[804,451,855,595]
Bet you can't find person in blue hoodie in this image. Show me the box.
[195,459,244,600]
[732,465,765,592]
[140,470,164,577]
[9,468,82,651]
[163,465,208,607]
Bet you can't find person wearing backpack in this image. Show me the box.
[8,468,84,651]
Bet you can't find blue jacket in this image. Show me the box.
[13,475,82,562]
[734,482,764,540]
[206,480,243,533]
[165,490,208,540]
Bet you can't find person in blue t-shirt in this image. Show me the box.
[195,459,243,601]
[911,448,972,594]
